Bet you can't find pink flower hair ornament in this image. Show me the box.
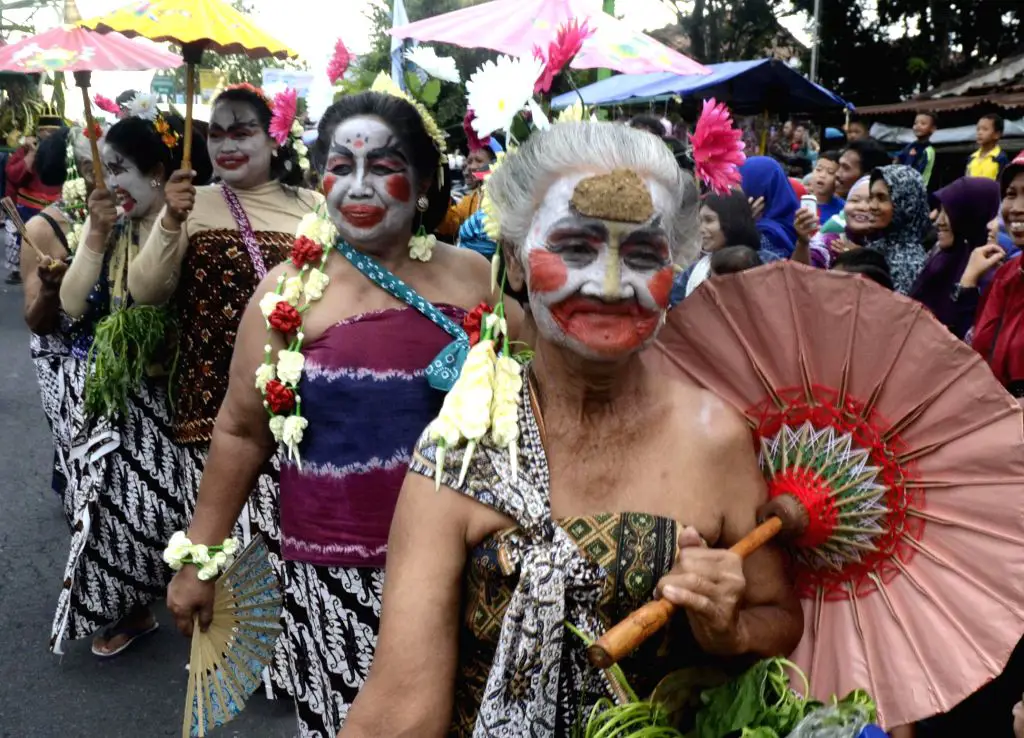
[93,94,121,116]
[327,38,351,85]
[269,87,299,146]
[533,18,595,95]
[463,109,491,153]
[689,97,746,195]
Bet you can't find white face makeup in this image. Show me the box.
[322,115,418,248]
[102,142,160,219]
[207,100,275,189]
[518,172,676,361]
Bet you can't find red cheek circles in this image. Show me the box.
[648,266,675,309]
[322,174,337,196]
[528,250,569,293]
[385,174,411,203]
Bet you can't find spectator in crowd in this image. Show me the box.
[710,245,762,276]
[867,165,931,294]
[810,151,845,225]
[824,139,892,233]
[966,113,1010,180]
[741,156,800,258]
[845,117,870,143]
[895,112,938,187]
[833,247,894,290]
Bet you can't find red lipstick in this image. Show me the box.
[340,204,386,228]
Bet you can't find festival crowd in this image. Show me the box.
[9,35,1024,738]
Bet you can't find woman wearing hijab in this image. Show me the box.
[909,177,1000,339]
[805,175,873,268]
[866,165,930,295]
[740,156,799,258]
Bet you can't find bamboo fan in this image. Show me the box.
[2,197,49,263]
[183,535,283,738]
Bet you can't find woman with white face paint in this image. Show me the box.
[130,85,320,699]
[342,123,803,738]
[165,90,509,737]
[44,111,213,659]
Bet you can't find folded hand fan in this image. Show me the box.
[183,534,283,738]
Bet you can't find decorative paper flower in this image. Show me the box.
[197,558,221,581]
[291,236,324,268]
[259,292,286,319]
[93,94,120,116]
[62,178,86,204]
[463,302,489,345]
[463,110,490,153]
[303,268,330,301]
[163,531,193,570]
[269,415,286,442]
[371,72,447,155]
[557,100,587,123]
[526,98,550,131]
[226,82,267,102]
[533,19,594,94]
[270,88,298,146]
[221,538,240,556]
[127,93,159,121]
[276,350,305,385]
[490,354,523,477]
[409,232,436,262]
[282,415,309,462]
[265,379,296,414]
[480,190,501,242]
[190,543,210,565]
[281,275,304,305]
[690,97,746,195]
[254,362,276,392]
[297,212,338,246]
[84,121,103,141]
[327,38,351,85]
[405,46,461,84]
[269,301,303,334]
[466,55,545,137]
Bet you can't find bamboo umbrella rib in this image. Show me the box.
[903,536,1021,614]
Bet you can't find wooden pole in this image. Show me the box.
[183,62,195,170]
[73,70,104,188]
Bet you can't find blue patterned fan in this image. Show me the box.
[183,535,283,738]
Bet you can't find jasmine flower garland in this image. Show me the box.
[162,531,241,581]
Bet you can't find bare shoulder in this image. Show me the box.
[26,208,69,259]
[430,241,493,303]
[660,373,752,454]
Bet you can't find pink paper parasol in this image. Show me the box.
[642,261,1024,729]
[0,25,182,186]
[389,0,709,77]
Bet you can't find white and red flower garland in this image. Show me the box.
[255,211,338,465]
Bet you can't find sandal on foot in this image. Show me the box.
[90,619,159,658]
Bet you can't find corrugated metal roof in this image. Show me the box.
[857,92,1024,115]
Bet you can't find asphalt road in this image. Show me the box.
[0,283,296,738]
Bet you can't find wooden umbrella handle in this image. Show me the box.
[182,63,195,171]
[586,516,784,669]
[73,71,105,189]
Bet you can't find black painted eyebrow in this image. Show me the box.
[209,119,260,133]
[365,145,408,163]
[547,216,609,239]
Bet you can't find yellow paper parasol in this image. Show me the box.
[81,0,298,168]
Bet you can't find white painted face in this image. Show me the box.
[102,142,161,220]
[518,173,676,361]
[207,100,275,189]
[322,115,419,249]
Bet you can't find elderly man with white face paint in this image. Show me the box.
[166,90,510,737]
[341,122,803,738]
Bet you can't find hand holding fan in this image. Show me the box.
[590,262,1024,729]
[183,534,283,738]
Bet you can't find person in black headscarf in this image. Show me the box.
[866,165,930,294]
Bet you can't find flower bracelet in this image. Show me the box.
[163,531,240,581]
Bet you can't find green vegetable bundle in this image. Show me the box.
[84,305,177,420]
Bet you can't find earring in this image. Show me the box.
[149,178,160,189]
[416,195,429,212]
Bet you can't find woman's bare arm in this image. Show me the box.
[21,213,69,335]
[339,474,475,738]
[185,264,288,546]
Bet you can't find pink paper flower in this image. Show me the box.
[327,38,351,85]
[690,98,746,195]
[463,109,491,152]
[269,88,298,146]
[93,94,120,116]
[533,18,594,94]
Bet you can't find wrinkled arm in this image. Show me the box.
[339,474,469,738]
[59,218,102,319]
[21,214,68,334]
[127,206,189,305]
[185,266,286,546]
[718,426,804,658]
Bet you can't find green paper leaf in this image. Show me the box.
[420,78,441,106]
[404,70,422,95]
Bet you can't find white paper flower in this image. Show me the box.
[163,531,192,570]
[490,355,523,448]
[405,46,461,84]
[269,415,286,442]
[304,268,330,301]
[276,349,305,385]
[196,559,221,581]
[128,93,159,121]
[254,363,276,392]
[296,212,338,246]
[440,340,496,442]
[190,543,210,565]
[283,415,309,463]
[527,98,550,131]
[295,140,308,156]
[282,275,304,305]
[408,233,436,262]
[556,100,587,123]
[291,120,304,137]
[259,292,286,319]
[62,177,86,203]
[466,55,545,137]
[221,537,240,556]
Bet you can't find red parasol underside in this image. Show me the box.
[0,25,182,73]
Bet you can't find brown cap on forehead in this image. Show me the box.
[570,168,654,223]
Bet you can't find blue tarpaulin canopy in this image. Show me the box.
[551,58,852,114]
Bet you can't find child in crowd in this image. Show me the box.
[966,113,1010,180]
[710,246,762,276]
[810,151,845,225]
[832,248,894,290]
[896,112,937,187]
[845,117,870,142]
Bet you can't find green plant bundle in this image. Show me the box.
[84,306,177,420]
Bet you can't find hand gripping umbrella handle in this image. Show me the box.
[586,516,785,669]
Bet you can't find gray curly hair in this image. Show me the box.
[485,121,700,266]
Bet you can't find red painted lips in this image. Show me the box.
[340,204,386,228]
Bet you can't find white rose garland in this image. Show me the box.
[162,532,241,580]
